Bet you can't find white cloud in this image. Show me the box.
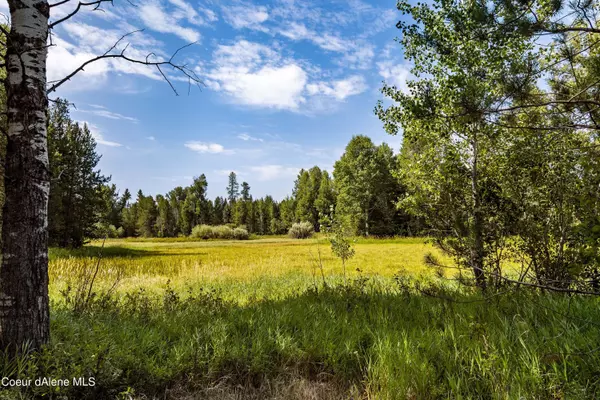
[199,7,218,23]
[278,23,349,52]
[343,45,375,70]
[215,169,239,176]
[237,133,263,142]
[146,136,156,141]
[75,107,138,122]
[248,165,300,181]
[278,23,375,69]
[138,2,200,42]
[222,4,269,31]
[203,40,366,112]
[376,43,413,94]
[95,137,123,147]
[78,121,123,147]
[205,40,307,110]
[185,141,234,154]
[213,40,279,69]
[220,64,307,109]
[306,76,367,100]
[377,61,412,94]
[47,26,166,89]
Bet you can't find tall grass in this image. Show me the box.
[1,238,597,399]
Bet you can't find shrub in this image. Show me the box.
[233,227,249,240]
[191,224,214,239]
[213,225,234,239]
[191,225,244,240]
[288,222,314,239]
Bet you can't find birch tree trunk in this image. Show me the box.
[0,0,50,354]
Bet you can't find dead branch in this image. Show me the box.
[49,0,73,7]
[46,30,203,96]
[49,0,115,29]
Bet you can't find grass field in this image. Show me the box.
[2,237,599,399]
[48,236,447,301]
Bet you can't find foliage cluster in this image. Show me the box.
[377,0,600,292]
[288,222,315,239]
[190,224,249,240]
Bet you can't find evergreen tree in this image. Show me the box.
[168,186,186,236]
[212,197,226,225]
[226,172,239,203]
[47,100,109,247]
[181,191,196,235]
[155,194,176,237]
[235,182,252,228]
[294,169,312,223]
[136,190,158,237]
[315,171,336,230]
[190,174,209,225]
[122,202,139,237]
[95,184,130,237]
[279,196,296,229]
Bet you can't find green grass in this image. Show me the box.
[2,237,599,399]
[48,236,445,301]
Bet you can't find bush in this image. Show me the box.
[191,225,243,240]
[191,224,214,239]
[233,227,249,240]
[213,225,234,239]
[288,222,314,239]
[92,223,121,238]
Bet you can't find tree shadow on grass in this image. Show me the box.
[49,246,208,259]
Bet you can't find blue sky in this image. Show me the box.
[1,0,412,200]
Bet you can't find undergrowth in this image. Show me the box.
[1,275,599,399]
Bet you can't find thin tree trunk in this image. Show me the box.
[0,0,51,354]
[471,135,486,290]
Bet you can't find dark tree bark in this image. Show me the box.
[0,0,51,353]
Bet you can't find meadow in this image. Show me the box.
[2,237,600,399]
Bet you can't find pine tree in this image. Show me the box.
[294,169,312,223]
[47,101,109,247]
[212,197,226,225]
[155,194,176,237]
[226,172,240,203]
[136,190,158,237]
[315,171,336,230]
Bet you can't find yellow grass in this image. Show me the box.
[49,237,448,300]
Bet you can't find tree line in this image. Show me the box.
[47,100,423,246]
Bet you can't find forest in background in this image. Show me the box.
[47,99,421,247]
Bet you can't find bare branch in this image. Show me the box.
[46,30,203,95]
[49,0,114,29]
[49,0,73,7]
